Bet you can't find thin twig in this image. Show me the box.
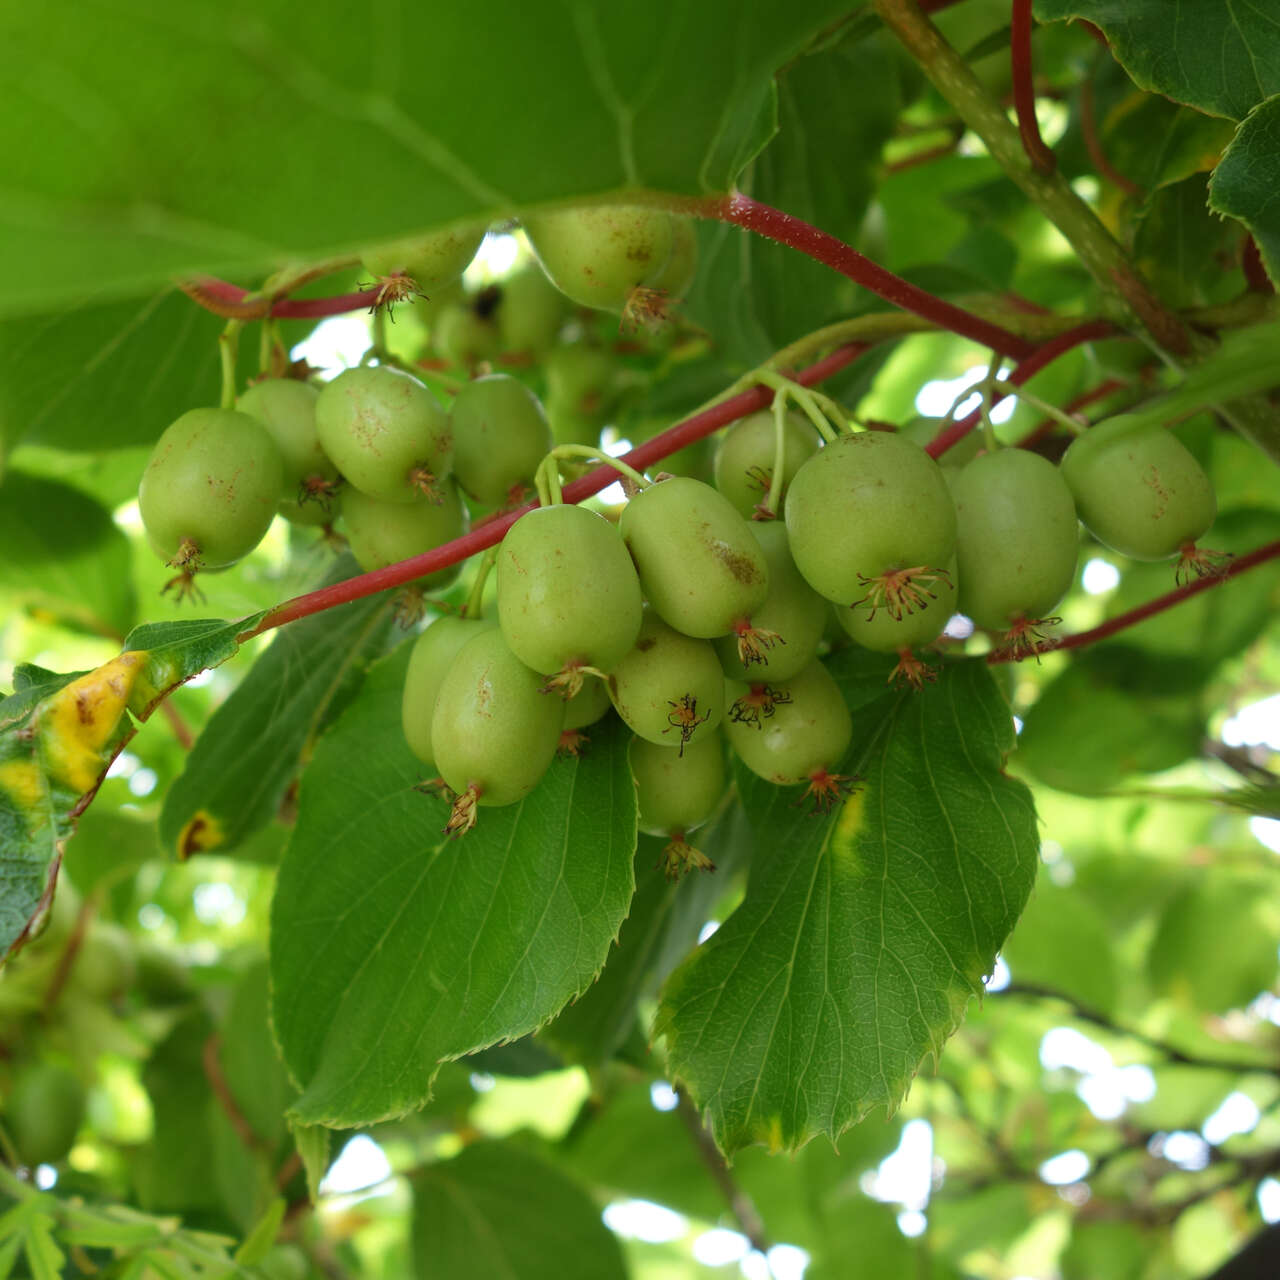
[674,1089,772,1258]
[1010,0,1056,174]
[1000,983,1280,1077]
[202,1033,269,1153]
[988,540,1280,662]
[41,896,94,1011]
[1079,70,1142,199]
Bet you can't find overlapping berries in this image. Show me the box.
[134,203,1223,873]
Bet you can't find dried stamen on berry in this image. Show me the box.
[540,663,606,700]
[361,272,425,314]
[557,729,589,757]
[393,586,428,629]
[445,784,480,837]
[889,648,937,691]
[663,693,711,756]
[995,615,1061,662]
[413,775,451,798]
[853,565,953,622]
[297,473,342,512]
[729,682,793,728]
[1175,542,1232,586]
[734,618,784,667]
[408,464,446,504]
[161,538,206,603]
[659,834,716,880]
[795,769,859,814]
[621,285,673,334]
[744,463,773,495]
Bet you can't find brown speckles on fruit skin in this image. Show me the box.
[620,477,769,638]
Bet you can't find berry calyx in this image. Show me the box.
[854,564,954,622]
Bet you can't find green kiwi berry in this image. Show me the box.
[402,615,494,769]
[237,378,340,520]
[7,1063,86,1166]
[713,521,827,682]
[360,224,487,293]
[339,479,468,589]
[631,731,726,876]
[620,477,770,647]
[431,629,565,833]
[952,450,1079,632]
[608,609,725,753]
[450,375,553,507]
[785,430,957,615]
[497,504,643,691]
[139,407,285,572]
[315,365,453,504]
[496,264,569,355]
[1060,421,1215,562]
[713,409,823,518]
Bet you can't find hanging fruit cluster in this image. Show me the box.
[133,205,1224,872]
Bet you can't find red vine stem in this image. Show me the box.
[1079,73,1141,199]
[180,276,381,320]
[926,319,1116,457]
[1010,0,1056,174]
[243,343,868,638]
[704,194,1036,358]
[989,540,1280,663]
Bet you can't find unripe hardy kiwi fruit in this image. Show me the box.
[339,479,469,589]
[630,731,727,877]
[785,430,957,618]
[402,615,494,770]
[237,378,340,521]
[139,408,285,572]
[450,375,553,507]
[713,409,823,518]
[315,365,453,504]
[360,224,487,293]
[6,1063,86,1167]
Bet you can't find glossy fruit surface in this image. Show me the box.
[402,615,493,768]
[7,1063,86,1166]
[952,450,1079,630]
[714,521,827,681]
[523,206,677,312]
[620,477,769,639]
[608,610,725,751]
[726,660,852,786]
[785,431,956,606]
[498,504,643,680]
[360,224,486,291]
[713,409,822,517]
[631,732,726,837]
[315,366,452,503]
[646,215,698,302]
[450,375,553,506]
[431,629,564,808]
[139,408,285,568]
[236,379,330,490]
[1060,423,1215,560]
[563,676,612,731]
[339,480,468,587]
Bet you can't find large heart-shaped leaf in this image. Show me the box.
[656,654,1039,1155]
[270,646,637,1126]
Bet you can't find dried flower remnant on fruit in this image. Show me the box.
[889,648,937,691]
[664,694,711,755]
[798,769,859,814]
[995,615,1062,662]
[660,835,716,880]
[729,683,793,728]
[854,565,953,622]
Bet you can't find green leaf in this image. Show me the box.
[1147,871,1280,1012]
[1,2,849,314]
[21,1213,64,1280]
[685,33,902,363]
[132,1010,220,1213]
[1102,97,1235,193]
[159,566,396,859]
[1209,94,1280,287]
[411,1141,627,1280]
[233,1197,286,1266]
[1014,648,1205,795]
[1033,0,1280,120]
[657,656,1039,1155]
[0,471,136,637]
[0,291,222,453]
[271,647,638,1126]
[1001,878,1118,1015]
[288,1120,331,1205]
[219,961,297,1153]
[0,614,264,956]
[547,820,745,1066]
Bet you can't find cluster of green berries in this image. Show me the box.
[135,203,1220,874]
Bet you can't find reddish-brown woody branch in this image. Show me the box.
[704,193,1037,358]
[1010,0,1056,175]
[243,344,868,638]
[926,319,1116,458]
[988,540,1280,663]
[180,276,382,320]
